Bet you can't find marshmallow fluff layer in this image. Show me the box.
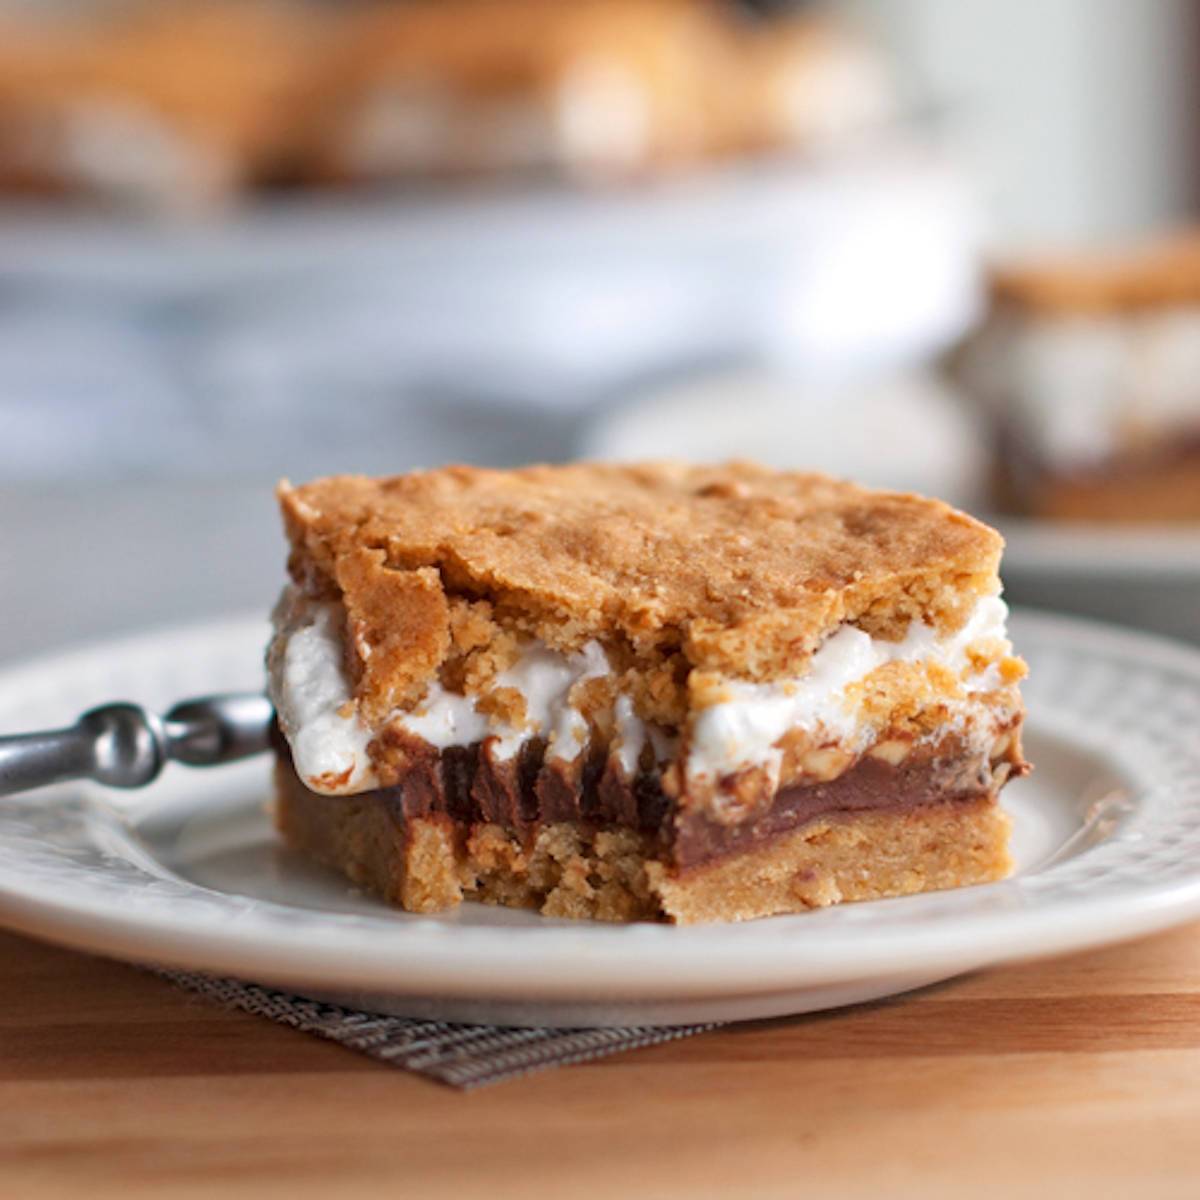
[975,308,1200,469]
[268,585,1016,796]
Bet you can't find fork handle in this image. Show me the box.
[0,694,274,798]
[0,722,100,796]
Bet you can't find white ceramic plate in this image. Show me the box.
[1,610,1199,1028]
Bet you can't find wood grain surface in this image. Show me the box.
[3,923,1200,1199]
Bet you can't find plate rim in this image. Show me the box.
[1,607,1199,1003]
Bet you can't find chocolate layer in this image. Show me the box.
[672,744,1007,868]
[368,727,673,834]
[275,725,1024,871]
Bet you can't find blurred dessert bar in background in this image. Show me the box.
[0,1,321,211]
[0,0,894,210]
[963,232,1200,523]
[267,462,1027,924]
[308,0,893,186]
[306,0,746,184]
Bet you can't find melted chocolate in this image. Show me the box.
[276,725,1022,871]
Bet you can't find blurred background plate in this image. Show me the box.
[583,366,989,506]
[0,149,980,480]
[995,520,1200,647]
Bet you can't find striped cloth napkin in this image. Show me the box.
[157,968,717,1089]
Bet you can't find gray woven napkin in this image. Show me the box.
[157,968,717,1089]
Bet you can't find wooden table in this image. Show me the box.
[4,924,1200,1200]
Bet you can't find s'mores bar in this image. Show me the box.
[0,2,320,210]
[303,0,893,187]
[305,0,738,185]
[268,462,1027,924]
[966,233,1200,522]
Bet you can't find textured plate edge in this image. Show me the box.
[0,608,1199,1003]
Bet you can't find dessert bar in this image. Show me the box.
[0,0,893,207]
[966,232,1200,522]
[268,462,1027,923]
[309,0,892,185]
[0,2,318,209]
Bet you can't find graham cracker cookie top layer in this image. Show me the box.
[991,230,1200,315]
[279,462,1002,723]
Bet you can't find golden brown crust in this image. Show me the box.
[335,548,450,723]
[991,230,1200,315]
[279,461,1003,723]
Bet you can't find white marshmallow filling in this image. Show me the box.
[972,308,1200,471]
[267,586,1016,797]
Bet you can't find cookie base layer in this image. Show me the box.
[274,764,1013,925]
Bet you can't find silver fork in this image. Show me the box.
[0,694,275,797]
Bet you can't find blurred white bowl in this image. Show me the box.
[583,367,990,509]
[0,148,980,458]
